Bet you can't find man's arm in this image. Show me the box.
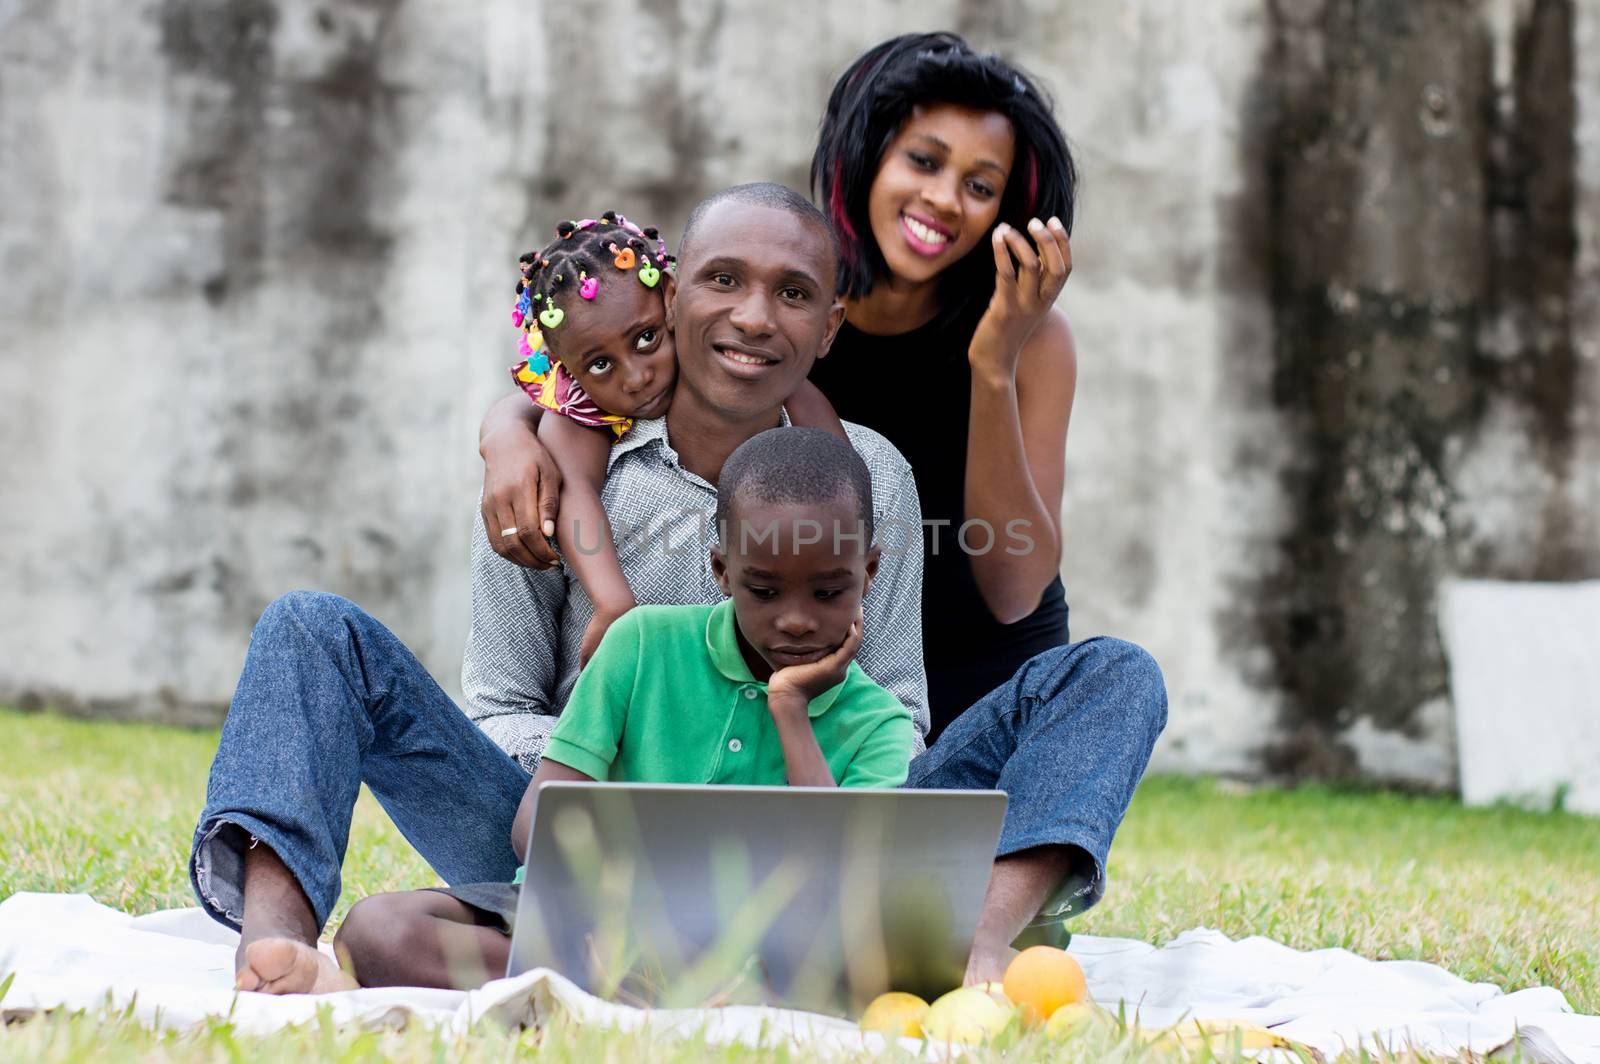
[850,441,931,750]
[462,507,570,771]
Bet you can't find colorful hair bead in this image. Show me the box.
[539,298,565,329]
[638,255,661,288]
[612,244,637,270]
[579,272,598,300]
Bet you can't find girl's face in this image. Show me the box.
[866,102,1017,287]
[549,273,677,420]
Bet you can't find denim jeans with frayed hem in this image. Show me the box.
[191,592,1165,934]
[190,591,530,931]
[907,636,1168,939]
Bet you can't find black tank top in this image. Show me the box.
[809,307,1071,742]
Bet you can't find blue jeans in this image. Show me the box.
[907,637,1168,927]
[190,592,530,930]
[191,592,1166,932]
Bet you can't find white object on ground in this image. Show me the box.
[1,893,1597,1062]
[1439,578,1600,816]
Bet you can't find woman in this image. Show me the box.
[806,33,1077,740]
[479,32,1078,743]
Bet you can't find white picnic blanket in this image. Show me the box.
[1,893,1596,1061]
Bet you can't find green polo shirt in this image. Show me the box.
[543,600,914,788]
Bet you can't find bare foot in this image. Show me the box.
[236,936,355,995]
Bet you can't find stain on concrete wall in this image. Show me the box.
[1249,0,1597,780]
[1472,0,1591,576]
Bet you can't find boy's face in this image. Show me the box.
[548,273,678,420]
[710,495,879,682]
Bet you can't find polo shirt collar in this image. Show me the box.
[704,599,844,718]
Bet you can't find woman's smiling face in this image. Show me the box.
[866,102,1017,287]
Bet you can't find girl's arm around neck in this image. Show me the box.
[784,379,849,440]
[538,414,637,665]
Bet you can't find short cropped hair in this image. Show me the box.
[716,427,874,549]
[678,182,841,277]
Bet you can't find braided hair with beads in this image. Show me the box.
[509,211,676,437]
[513,211,672,353]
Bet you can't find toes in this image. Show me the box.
[239,938,318,995]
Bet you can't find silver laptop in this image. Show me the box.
[507,782,1006,1014]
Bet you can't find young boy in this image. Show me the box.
[332,426,914,989]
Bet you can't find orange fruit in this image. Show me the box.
[1002,945,1088,1026]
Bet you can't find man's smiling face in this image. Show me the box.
[665,199,845,423]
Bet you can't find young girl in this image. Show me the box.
[505,212,842,663]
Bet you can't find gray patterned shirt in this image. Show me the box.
[462,415,930,772]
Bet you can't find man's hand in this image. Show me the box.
[765,612,863,709]
[480,420,563,570]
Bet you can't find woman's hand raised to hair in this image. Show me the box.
[479,394,563,570]
[967,217,1072,385]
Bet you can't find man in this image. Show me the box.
[189,183,1165,994]
[464,184,1166,979]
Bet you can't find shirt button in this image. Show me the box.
[743,688,758,700]
[728,738,743,753]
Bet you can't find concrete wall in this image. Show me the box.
[2,0,1596,786]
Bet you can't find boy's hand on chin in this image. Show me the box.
[766,612,864,710]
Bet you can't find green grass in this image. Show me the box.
[1,705,1595,1061]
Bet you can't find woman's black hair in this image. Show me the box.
[810,33,1077,326]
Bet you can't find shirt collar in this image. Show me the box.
[607,406,794,477]
[704,598,844,718]
[606,413,670,473]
